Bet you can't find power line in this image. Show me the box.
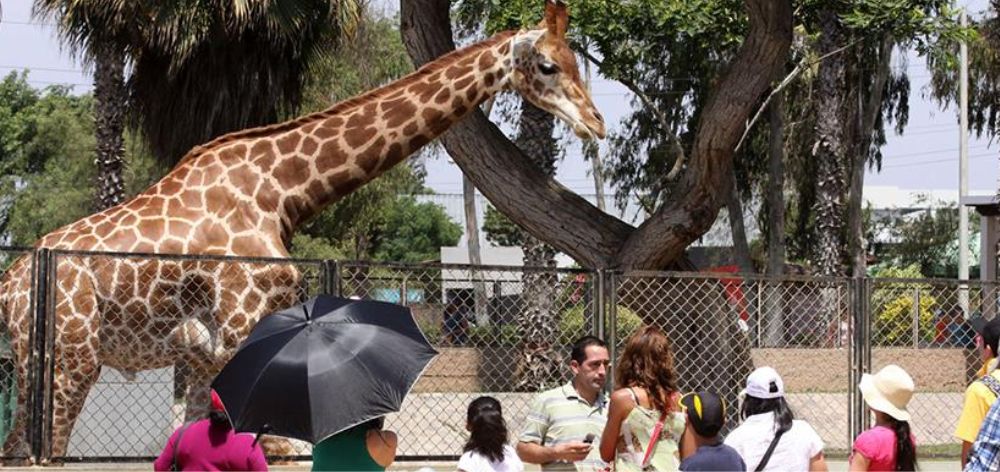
[0,65,84,74]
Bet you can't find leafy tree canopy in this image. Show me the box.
[0,72,163,246]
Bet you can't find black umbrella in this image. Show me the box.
[211,295,438,444]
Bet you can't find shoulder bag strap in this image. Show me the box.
[171,422,193,472]
[640,413,666,470]
[980,372,1000,398]
[753,427,788,472]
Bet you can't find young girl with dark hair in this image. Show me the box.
[850,365,917,471]
[725,367,828,472]
[458,396,523,472]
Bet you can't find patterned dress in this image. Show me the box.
[613,389,686,472]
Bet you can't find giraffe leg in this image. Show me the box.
[46,348,101,462]
[46,274,102,462]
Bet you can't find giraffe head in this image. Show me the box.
[508,0,606,139]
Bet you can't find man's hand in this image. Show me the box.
[553,441,593,462]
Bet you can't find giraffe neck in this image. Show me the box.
[262,30,516,240]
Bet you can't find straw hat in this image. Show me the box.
[859,364,914,422]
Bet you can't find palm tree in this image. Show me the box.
[513,99,561,392]
[33,0,362,209]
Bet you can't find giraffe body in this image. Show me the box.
[0,0,604,462]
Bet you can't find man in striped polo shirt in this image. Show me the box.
[517,336,610,471]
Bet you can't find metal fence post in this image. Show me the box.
[28,248,51,463]
[594,271,606,340]
[400,276,408,307]
[607,271,618,390]
[912,288,920,349]
[322,260,341,296]
[849,277,863,448]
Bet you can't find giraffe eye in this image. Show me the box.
[538,62,560,75]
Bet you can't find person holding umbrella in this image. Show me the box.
[211,296,438,472]
[153,389,268,471]
[311,417,397,471]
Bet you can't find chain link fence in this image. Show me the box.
[613,272,853,452]
[867,278,997,457]
[0,247,33,462]
[0,248,992,462]
[339,261,596,457]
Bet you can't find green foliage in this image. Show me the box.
[927,5,1000,140]
[376,197,463,263]
[869,197,979,278]
[34,0,364,164]
[0,72,164,245]
[482,204,524,247]
[870,264,937,346]
[559,304,642,346]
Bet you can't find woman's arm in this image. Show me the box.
[599,389,633,462]
[847,452,870,471]
[368,429,398,468]
[152,428,181,472]
[809,452,829,472]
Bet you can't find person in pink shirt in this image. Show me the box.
[154,390,268,471]
[850,365,917,472]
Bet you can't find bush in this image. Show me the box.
[559,304,643,345]
[871,264,937,346]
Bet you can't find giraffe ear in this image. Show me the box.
[544,0,568,38]
[512,29,545,60]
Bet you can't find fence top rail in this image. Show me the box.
[614,270,851,284]
[0,246,32,252]
[340,259,595,275]
[44,248,326,266]
[871,276,1000,287]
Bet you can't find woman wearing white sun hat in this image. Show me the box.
[850,364,917,471]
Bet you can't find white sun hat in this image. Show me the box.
[859,364,915,422]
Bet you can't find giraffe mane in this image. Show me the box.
[176,29,519,166]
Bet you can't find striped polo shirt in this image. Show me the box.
[519,382,609,472]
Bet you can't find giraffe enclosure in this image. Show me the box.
[0,248,988,460]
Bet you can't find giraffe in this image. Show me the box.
[0,0,604,463]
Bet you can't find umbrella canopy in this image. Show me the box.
[211,295,438,444]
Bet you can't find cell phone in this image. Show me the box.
[583,433,596,444]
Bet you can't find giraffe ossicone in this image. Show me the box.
[0,0,603,463]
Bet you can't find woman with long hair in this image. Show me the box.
[724,367,828,471]
[850,365,917,471]
[599,326,688,471]
[458,396,523,472]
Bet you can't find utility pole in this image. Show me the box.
[582,42,607,212]
[960,8,970,315]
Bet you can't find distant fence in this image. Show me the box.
[0,247,992,462]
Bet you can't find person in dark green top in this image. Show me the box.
[311,418,397,471]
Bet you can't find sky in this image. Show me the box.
[0,0,997,199]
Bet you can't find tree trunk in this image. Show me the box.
[92,42,127,211]
[399,0,791,401]
[812,9,848,277]
[727,173,755,273]
[514,100,562,391]
[764,87,787,347]
[848,37,893,279]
